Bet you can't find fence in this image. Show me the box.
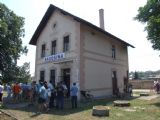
[129,80,160,89]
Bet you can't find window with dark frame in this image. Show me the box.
[41,44,46,58]
[112,45,116,59]
[40,71,45,82]
[50,69,55,86]
[51,40,56,55]
[63,35,70,52]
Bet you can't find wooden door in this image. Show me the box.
[112,71,118,95]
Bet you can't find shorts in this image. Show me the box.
[38,97,46,104]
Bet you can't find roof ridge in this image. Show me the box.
[29,4,134,48]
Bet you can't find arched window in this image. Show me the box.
[40,70,45,82]
[63,35,70,52]
[112,45,116,59]
[41,44,46,58]
[51,40,56,55]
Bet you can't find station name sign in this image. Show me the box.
[44,53,65,62]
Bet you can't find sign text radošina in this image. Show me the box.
[44,53,65,62]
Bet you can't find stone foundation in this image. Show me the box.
[92,105,109,116]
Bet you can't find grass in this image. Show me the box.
[0,92,160,120]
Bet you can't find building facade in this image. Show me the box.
[29,5,134,99]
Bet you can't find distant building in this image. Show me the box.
[148,75,160,80]
[29,5,134,99]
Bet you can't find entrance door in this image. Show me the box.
[112,71,118,95]
[50,69,55,86]
[62,68,70,97]
[124,70,129,92]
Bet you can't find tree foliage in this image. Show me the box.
[0,3,28,82]
[135,0,160,50]
[16,62,31,83]
[134,71,139,80]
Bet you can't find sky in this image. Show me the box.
[1,0,160,75]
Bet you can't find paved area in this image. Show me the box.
[133,89,151,92]
[132,89,160,100]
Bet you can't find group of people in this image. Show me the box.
[153,80,160,93]
[37,80,79,111]
[0,80,79,112]
[5,81,37,103]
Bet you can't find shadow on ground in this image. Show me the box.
[149,96,160,108]
[1,95,139,118]
[153,102,160,107]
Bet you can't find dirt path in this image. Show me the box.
[138,94,159,100]
[0,110,17,120]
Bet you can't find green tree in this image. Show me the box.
[134,71,139,80]
[139,71,145,78]
[0,3,28,82]
[135,0,160,50]
[16,62,31,83]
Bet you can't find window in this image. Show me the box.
[40,71,45,82]
[41,44,45,58]
[50,69,55,86]
[52,22,57,30]
[53,23,56,29]
[63,35,70,52]
[51,40,56,55]
[112,45,116,59]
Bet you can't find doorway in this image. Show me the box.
[112,71,118,95]
[50,69,55,87]
[62,68,70,97]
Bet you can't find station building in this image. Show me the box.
[29,4,134,99]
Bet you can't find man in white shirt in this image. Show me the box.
[48,81,55,108]
[6,83,12,99]
[70,82,78,108]
[0,82,4,103]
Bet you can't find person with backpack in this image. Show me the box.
[38,82,48,112]
[56,82,64,110]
